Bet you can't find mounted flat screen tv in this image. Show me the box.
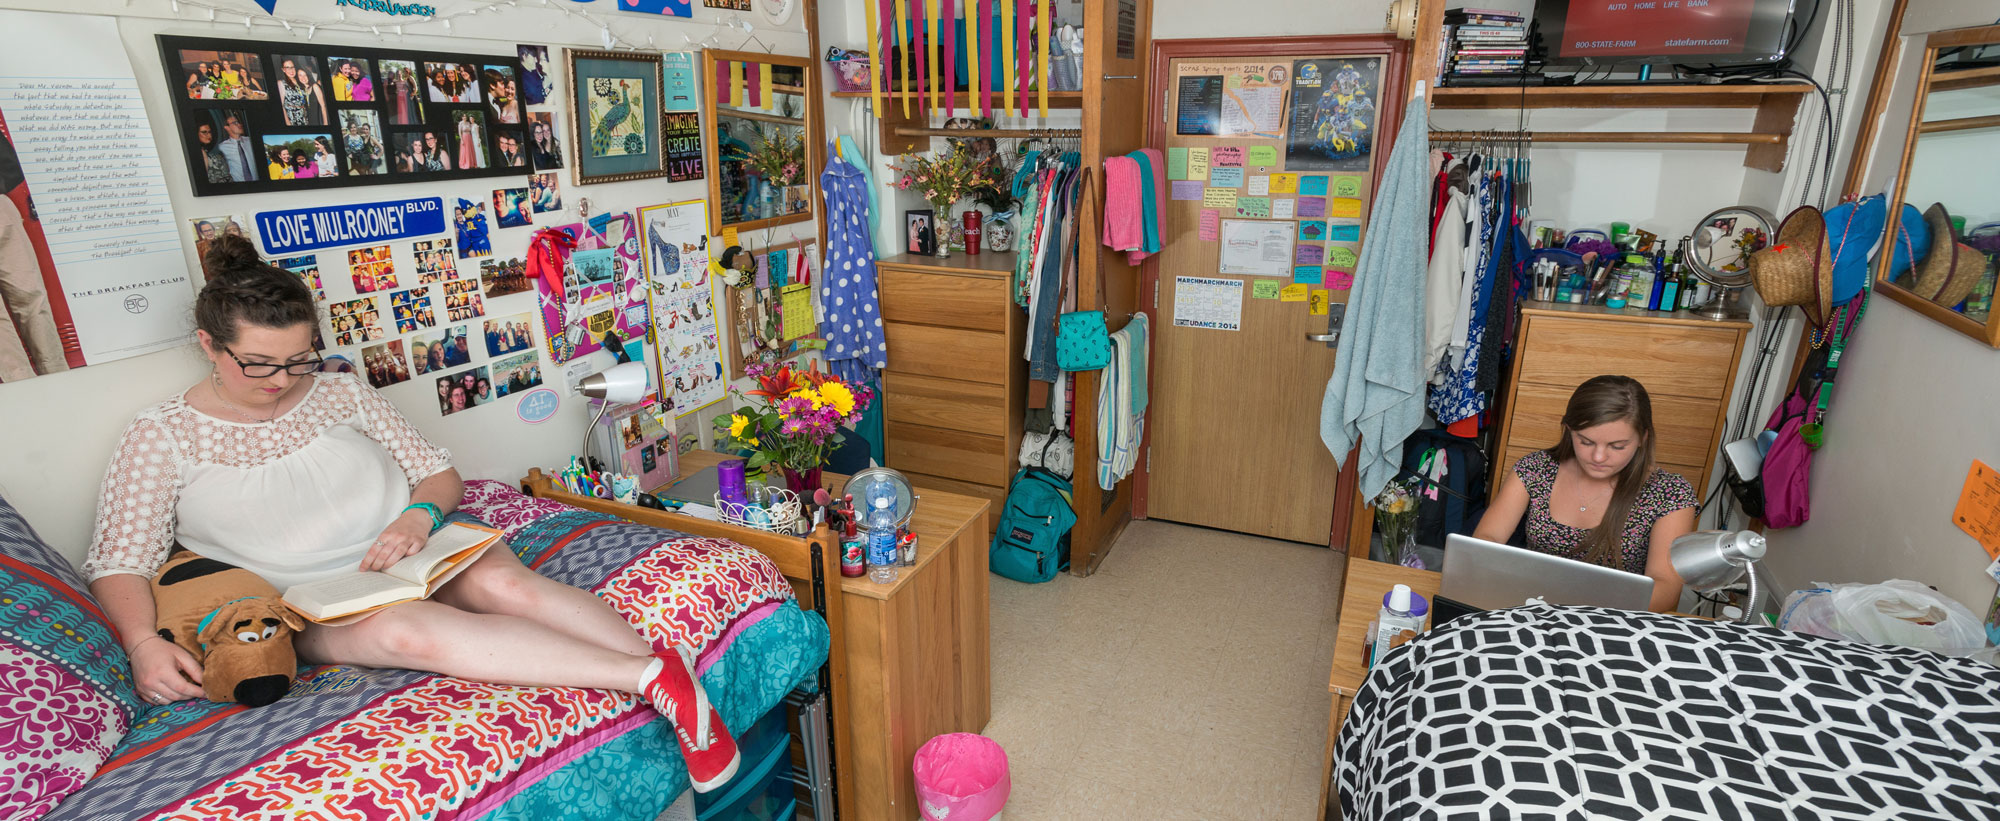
[1532,0,1796,67]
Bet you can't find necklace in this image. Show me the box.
[211,375,277,423]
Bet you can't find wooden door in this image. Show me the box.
[1141,39,1407,544]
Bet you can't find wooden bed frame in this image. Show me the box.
[520,468,854,821]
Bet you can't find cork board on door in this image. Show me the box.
[1161,56,1383,318]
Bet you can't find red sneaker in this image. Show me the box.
[642,646,741,792]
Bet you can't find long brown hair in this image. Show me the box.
[1549,375,1657,568]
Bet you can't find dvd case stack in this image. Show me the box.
[1441,8,1528,82]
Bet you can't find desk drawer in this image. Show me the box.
[1506,382,1721,469]
[1499,446,1705,496]
[878,268,1010,332]
[886,421,1008,487]
[1518,318,1739,398]
[882,373,1009,436]
[883,322,1010,385]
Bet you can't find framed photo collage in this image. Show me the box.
[157,34,539,197]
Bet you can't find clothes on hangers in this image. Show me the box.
[818,146,889,384]
[1428,154,1512,425]
[1423,150,1471,376]
[1026,160,1085,383]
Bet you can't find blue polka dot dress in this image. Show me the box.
[819,152,888,384]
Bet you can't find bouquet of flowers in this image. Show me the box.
[888,144,999,215]
[746,130,806,188]
[714,361,875,491]
[1373,479,1423,569]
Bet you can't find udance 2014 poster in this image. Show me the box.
[0,11,190,383]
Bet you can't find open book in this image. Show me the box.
[283,522,502,624]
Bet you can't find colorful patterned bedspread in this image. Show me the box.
[46,481,829,821]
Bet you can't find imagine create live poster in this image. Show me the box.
[1285,58,1380,172]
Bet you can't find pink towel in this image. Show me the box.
[1101,155,1143,253]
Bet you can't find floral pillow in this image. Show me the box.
[0,496,138,820]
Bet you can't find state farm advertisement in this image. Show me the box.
[1558,0,1757,58]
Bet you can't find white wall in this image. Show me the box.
[1152,0,1390,40]
[0,0,813,567]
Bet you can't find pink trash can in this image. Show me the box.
[912,733,1010,820]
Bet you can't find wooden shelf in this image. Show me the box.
[831,89,1085,109]
[1930,65,2000,93]
[876,251,1017,279]
[1430,82,1814,110]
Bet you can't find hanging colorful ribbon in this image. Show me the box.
[864,0,882,115]
[924,0,942,115]
[1035,0,1049,117]
[1015,0,1030,117]
[895,0,913,116]
[964,1,979,118]
[940,0,957,115]
[999,0,1015,115]
[746,62,762,108]
[976,0,993,117]
[728,61,745,107]
[911,0,927,116]
[758,62,774,108]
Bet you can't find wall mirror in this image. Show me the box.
[1875,24,2000,347]
[701,50,815,234]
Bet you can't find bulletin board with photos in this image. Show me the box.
[157,34,537,197]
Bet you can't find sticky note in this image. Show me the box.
[1171,180,1203,200]
[1198,209,1220,241]
[1280,283,1308,302]
[1331,175,1363,197]
[1211,167,1245,188]
[1298,220,1326,242]
[1167,146,1189,180]
[1328,222,1362,242]
[1247,145,1278,166]
[1252,280,1282,299]
[1299,175,1329,196]
[1328,245,1359,269]
[1234,197,1271,218]
[1295,245,1323,266]
[1272,199,1295,220]
[1327,270,1355,290]
[1270,174,1298,194]
[1246,176,1270,196]
[1203,188,1238,209]
[1329,197,1363,218]
[1212,146,1244,167]
[1309,289,1330,315]
[1294,265,1322,284]
[722,227,740,249]
[1297,197,1326,218]
[1189,147,1210,180]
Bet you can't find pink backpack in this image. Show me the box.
[1760,290,1867,529]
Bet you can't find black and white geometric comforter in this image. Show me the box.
[1336,606,2000,820]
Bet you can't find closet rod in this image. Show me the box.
[891,126,1083,138]
[1426,130,1784,145]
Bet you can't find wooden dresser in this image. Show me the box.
[1493,302,1754,495]
[874,253,1026,514]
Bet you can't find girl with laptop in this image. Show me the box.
[1473,375,1696,611]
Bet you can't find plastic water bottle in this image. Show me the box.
[866,497,898,584]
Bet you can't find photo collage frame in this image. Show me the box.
[158,35,539,197]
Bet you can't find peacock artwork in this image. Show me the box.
[588,77,648,158]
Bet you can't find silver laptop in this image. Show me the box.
[1440,533,1655,612]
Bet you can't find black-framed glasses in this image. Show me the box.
[223,346,322,377]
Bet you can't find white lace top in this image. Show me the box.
[85,372,452,589]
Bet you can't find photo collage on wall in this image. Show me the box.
[159,34,548,197]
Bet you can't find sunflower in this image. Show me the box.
[727,413,758,446]
[815,381,856,417]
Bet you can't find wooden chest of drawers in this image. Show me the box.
[1493,303,1753,496]
[874,253,1025,514]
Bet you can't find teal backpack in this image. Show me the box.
[989,467,1075,583]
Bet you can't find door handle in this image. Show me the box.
[1305,333,1339,343]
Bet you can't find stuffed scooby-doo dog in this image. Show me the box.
[150,549,304,706]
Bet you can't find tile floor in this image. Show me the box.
[979,519,1347,819]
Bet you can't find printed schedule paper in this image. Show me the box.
[0,10,190,368]
[1172,276,1243,331]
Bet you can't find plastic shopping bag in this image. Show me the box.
[1778,580,1986,651]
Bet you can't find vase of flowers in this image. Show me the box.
[714,361,875,495]
[746,129,806,217]
[889,144,998,257]
[1373,480,1423,569]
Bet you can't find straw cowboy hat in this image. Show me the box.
[1908,202,1983,310]
[1749,205,1832,326]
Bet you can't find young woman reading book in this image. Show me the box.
[85,235,740,791]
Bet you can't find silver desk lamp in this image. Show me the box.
[578,360,650,469]
[1670,530,1767,623]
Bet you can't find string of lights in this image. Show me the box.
[132,0,768,53]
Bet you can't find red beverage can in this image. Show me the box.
[962,211,983,256]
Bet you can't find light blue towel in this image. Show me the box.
[1318,93,1432,500]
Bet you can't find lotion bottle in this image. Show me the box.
[1367,584,1431,669]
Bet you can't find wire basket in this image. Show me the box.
[715,488,806,533]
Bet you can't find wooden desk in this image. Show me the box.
[671,451,992,821]
[1320,555,1442,820]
